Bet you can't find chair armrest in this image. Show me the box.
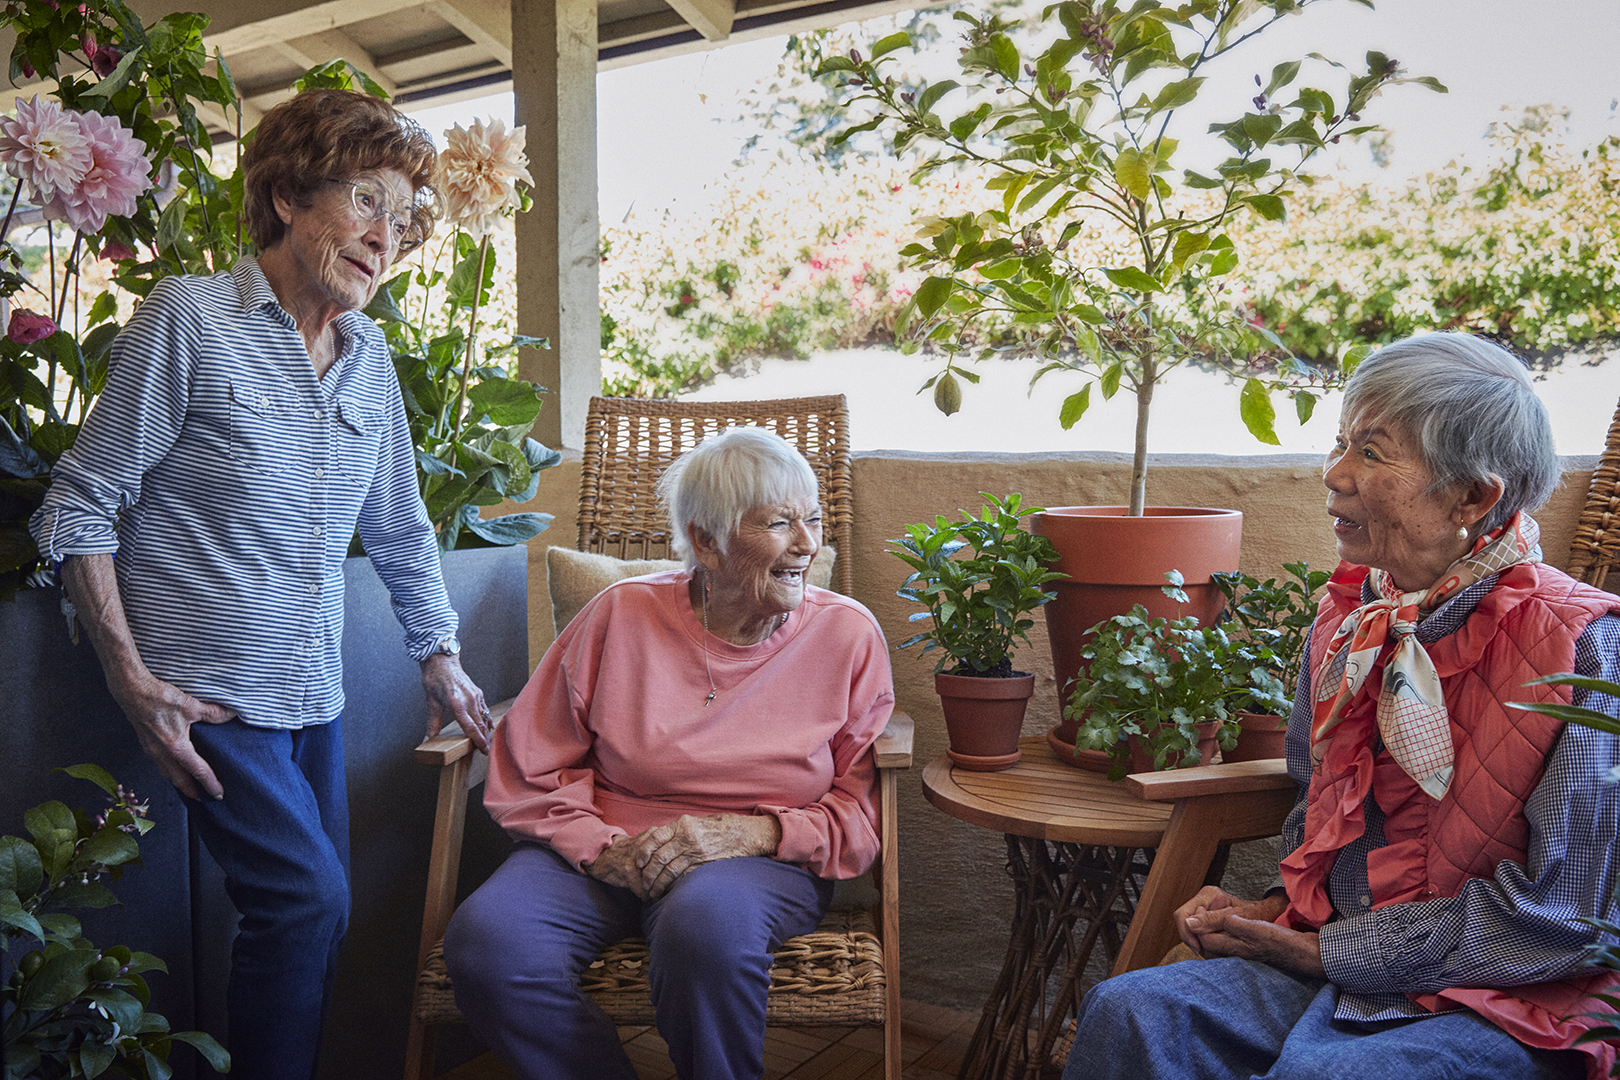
[874,712,914,770]
[413,697,517,767]
[1124,758,1293,802]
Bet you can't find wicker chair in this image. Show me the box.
[404,395,911,1080]
[1569,390,1620,590]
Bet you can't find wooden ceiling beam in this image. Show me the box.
[203,0,419,57]
[665,0,735,40]
[426,0,513,69]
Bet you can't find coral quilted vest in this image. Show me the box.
[1288,561,1620,1078]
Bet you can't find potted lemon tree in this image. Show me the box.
[891,493,1065,770]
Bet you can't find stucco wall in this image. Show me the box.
[503,449,1599,1010]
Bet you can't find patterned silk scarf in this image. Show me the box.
[1309,512,1543,800]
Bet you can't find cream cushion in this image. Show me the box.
[546,545,837,636]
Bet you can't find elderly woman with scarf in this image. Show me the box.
[1063,332,1620,1080]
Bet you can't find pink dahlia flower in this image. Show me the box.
[39,110,152,233]
[436,118,533,240]
[8,309,58,344]
[0,96,92,203]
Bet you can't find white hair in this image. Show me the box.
[657,426,820,569]
[1342,331,1559,533]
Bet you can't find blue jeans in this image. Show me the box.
[186,719,350,1080]
[444,843,834,1080]
[1061,957,1585,1080]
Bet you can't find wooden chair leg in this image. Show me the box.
[403,1020,436,1080]
[880,766,902,1080]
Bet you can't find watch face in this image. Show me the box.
[439,635,461,655]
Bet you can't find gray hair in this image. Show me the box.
[658,426,820,569]
[1341,332,1559,534]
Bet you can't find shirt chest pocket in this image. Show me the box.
[228,378,308,477]
[331,398,383,492]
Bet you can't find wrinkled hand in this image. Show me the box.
[586,814,782,901]
[421,652,490,753]
[109,673,235,802]
[1177,886,1323,978]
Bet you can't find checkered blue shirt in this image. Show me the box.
[29,258,457,730]
[1279,573,1620,1022]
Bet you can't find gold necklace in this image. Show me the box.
[699,574,786,706]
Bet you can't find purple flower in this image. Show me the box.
[97,238,136,262]
[82,33,121,78]
[39,109,153,233]
[8,309,58,344]
[0,95,92,203]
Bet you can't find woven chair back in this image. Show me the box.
[1570,391,1620,591]
[577,395,855,595]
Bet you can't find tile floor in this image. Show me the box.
[438,998,981,1080]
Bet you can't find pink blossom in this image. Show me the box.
[437,118,533,240]
[97,238,136,262]
[0,96,92,203]
[8,309,58,344]
[39,110,152,233]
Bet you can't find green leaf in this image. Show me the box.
[79,1038,116,1078]
[1294,391,1317,425]
[1246,193,1286,221]
[1114,147,1153,200]
[0,835,43,895]
[461,511,554,546]
[912,276,954,319]
[1103,266,1162,294]
[916,79,960,116]
[19,947,99,1011]
[0,888,44,941]
[466,377,542,427]
[1239,379,1280,445]
[813,56,856,76]
[871,32,911,60]
[1264,60,1301,96]
[1059,385,1091,429]
[170,1031,232,1073]
[1098,362,1123,399]
[1149,76,1203,115]
[990,35,1020,82]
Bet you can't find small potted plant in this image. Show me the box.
[892,493,1066,770]
[1067,572,1258,780]
[1211,561,1330,760]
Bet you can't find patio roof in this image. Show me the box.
[121,0,924,129]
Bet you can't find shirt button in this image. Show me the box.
[1359,893,1371,908]
[307,584,320,596]
[311,525,324,538]
[260,396,271,409]
[314,467,325,479]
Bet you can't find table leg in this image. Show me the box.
[955,836,1154,1080]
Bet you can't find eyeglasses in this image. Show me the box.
[327,177,423,255]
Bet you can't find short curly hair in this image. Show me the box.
[242,89,439,252]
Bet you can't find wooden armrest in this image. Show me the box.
[413,697,517,766]
[1124,758,1293,802]
[874,712,914,770]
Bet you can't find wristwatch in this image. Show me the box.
[432,634,461,657]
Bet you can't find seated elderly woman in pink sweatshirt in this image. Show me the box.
[443,426,895,1080]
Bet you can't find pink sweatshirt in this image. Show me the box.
[484,570,895,879]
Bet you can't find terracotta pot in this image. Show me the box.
[936,671,1036,771]
[1225,710,1289,762]
[1033,506,1243,768]
[1126,719,1224,774]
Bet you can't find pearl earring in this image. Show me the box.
[1457,525,1469,541]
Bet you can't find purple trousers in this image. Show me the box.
[443,842,833,1080]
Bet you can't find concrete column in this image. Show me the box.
[512,0,600,450]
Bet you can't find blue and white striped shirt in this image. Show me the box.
[1279,574,1620,1022]
[30,258,457,730]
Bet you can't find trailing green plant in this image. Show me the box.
[890,491,1066,676]
[1068,571,1264,779]
[820,0,1438,514]
[2,764,229,1079]
[1212,560,1329,714]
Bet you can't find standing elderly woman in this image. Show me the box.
[1063,332,1620,1080]
[444,426,895,1080]
[30,89,491,1080]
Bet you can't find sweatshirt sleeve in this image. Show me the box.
[760,613,895,879]
[482,603,627,870]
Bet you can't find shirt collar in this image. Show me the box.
[231,256,373,365]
